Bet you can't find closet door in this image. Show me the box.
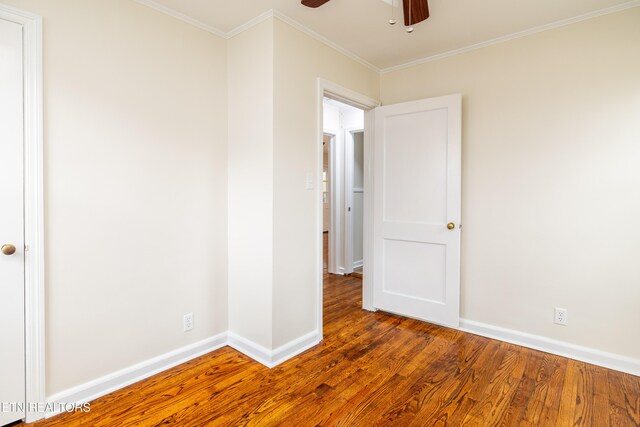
[0,17,26,426]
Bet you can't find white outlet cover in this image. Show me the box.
[554,307,568,326]
[183,313,194,331]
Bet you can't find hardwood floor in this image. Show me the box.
[33,236,639,426]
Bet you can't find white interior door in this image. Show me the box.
[373,94,461,327]
[345,129,365,274]
[322,137,330,233]
[351,131,365,271]
[0,17,26,426]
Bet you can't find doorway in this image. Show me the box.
[317,79,380,339]
[320,91,376,342]
[316,79,462,338]
[322,98,364,277]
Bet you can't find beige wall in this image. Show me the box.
[227,19,274,349]
[226,17,378,351]
[272,18,378,348]
[380,8,640,360]
[2,0,228,395]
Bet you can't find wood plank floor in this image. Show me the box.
[33,236,639,426]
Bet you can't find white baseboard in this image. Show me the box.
[43,329,322,419]
[227,332,273,367]
[44,332,228,418]
[43,319,639,420]
[460,319,640,377]
[272,330,322,366]
[353,259,363,269]
[228,330,322,368]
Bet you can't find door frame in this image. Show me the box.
[316,79,379,336]
[0,3,45,423]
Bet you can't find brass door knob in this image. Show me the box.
[447,223,455,230]
[1,244,17,256]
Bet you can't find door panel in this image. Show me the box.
[373,95,461,328]
[383,239,446,302]
[383,109,448,224]
[0,18,26,426]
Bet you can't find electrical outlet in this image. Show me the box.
[554,308,568,326]
[183,313,194,332]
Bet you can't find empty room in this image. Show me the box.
[0,0,639,425]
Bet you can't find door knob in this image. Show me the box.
[447,223,455,230]
[1,244,16,256]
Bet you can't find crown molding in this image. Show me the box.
[381,0,640,73]
[134,0,226,38]
[271,10,380,73]
[133,2,379,72]
[223,9,380,72]
[225,9,275,39]
[135,0,639,74]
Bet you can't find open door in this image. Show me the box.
[372,94,461,327]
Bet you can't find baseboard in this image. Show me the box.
[227,332,273,367]
[460,319,640,377]
[352,259,363,269]
[44,332,228,418]
[228,330,322,368]
[36,318,639,421]
[271,330,322,366]
[42,329,322,419]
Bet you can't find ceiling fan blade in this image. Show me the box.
[301,0,332,7]
[403,0,429,26]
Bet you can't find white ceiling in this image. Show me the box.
[142,0,638,70]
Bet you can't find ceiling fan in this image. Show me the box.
[301,0,429,29]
